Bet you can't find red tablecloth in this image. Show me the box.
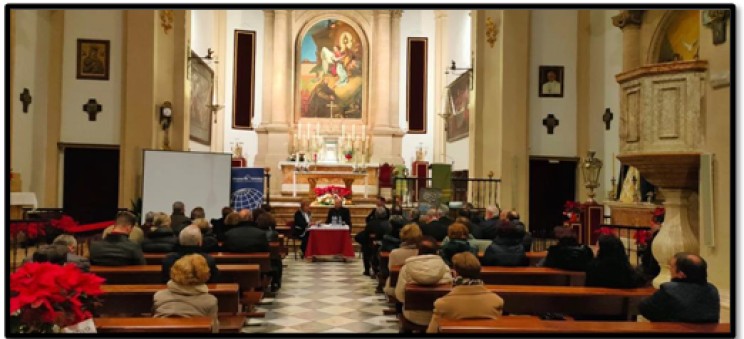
[304,228,355,258]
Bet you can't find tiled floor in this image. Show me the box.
[243,257,399,334]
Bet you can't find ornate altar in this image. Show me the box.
[279,162,379,198]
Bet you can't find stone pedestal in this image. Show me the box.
[651,189,699,287]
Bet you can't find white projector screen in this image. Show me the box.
[141,150,231,224]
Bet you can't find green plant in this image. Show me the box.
[130,197,143,224]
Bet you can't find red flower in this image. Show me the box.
[594,227,616,237]
[634,230,653,246]
[314,185,351,198]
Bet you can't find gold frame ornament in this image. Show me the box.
[160,10,174,34]
[485,16,498,48]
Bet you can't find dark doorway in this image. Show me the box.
[62,146,120,224]
[529,157,578,235]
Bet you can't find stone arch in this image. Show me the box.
[645,10,701,64]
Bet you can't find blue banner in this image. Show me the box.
[230,168,265,211]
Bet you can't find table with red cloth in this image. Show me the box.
[304,226,355,259]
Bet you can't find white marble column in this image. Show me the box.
[373,11,391,130]
[261,10,275,125]
[433,10,448,162]
[271,10,291,127]
[652,189,700,287]
[388,10,402,128]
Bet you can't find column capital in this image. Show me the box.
[391,10,403,19]
[434,10,448,20]
[612,10,644,29]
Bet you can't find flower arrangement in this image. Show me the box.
[10,262,104,333]
[314,185,352,205]
[10,221,46,240]
[594,226,617,237]
[344,149,353,161]
[652,207,665,224]
[562,200,582,224]
[634,229,653,247]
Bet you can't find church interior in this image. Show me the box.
[7,6,733,335]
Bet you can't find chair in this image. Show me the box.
[378,163,394,198]
[285,221,299,260]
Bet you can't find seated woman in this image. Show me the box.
[384,223,422,297]
[439,223,478,266]
[142,213,178,253]
[480,222,528,266]
[540,226,594,271]
[154,254,219,332]
[585,234,644,288]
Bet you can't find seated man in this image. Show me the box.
[395,237,453,330]
[292,200,312,256]
[211,206,234,242]
[427,252,504,333]
[221,210,269,253]
[162,225,219,283]
[24,234,91,271]
[540,226,594,271]
[480,221,528,267]
[639,252,720,323]
[326,198,352,228]
[102,219,144,245]
[421,209,449,242]
[366,196,390,223]
[90,212,146,266]
[478,205,502,240]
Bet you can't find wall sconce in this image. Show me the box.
[189,48,215,61]
[159,101,173,130]
[445,59,474,89]
[580,150,603,203]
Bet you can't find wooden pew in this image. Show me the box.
[475,251,547,266]
[405,284,656,320]
[143,252,271,273]
[99,284,240,316]
[94,317,213,333]
[389,265,585,287]
[90,264,262,291]
[437,318,732,334]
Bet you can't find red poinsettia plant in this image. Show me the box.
[562,200,582,224]
[314,185,352,198]
[594,226,617,237]
[634,230,654,246]
[10,262,105,333]
[10,221,47,240]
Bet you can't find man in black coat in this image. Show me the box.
[420,209,450,242]
[170,201,191,236]
[639,253,720,323]
[540,226,593,271]
[366,196,390,223]
[478,205,503,240]
[293,200,313,256]
[326,198,352,228]
[357,208,391,276]
[221,210,270,253]
[162,225,219,283]
[89,212,146,266]
[210,206,233,241]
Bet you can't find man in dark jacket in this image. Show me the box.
[293,200,312,256]
[640,252,720,323]
[142,221,178,253]
[421,208,451,242]
[480,222,528,266]
[326,198,352,228]
[357,207,391,276]
[478,205,503,240]
[211,207,233,242]
[222,210,270,253]
[541,226,593,271]
[162,225,219,283]
[89,212,146,266]
[366,197,390,223]
[170,201,191,236]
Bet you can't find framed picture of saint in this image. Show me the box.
[446,71,470,142]
[296,18,367,121]
[76,39,110,80]
[538,65,564,98]
[189,51,214,145]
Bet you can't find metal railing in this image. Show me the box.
[391,176,501,210]
[529,224,652,265]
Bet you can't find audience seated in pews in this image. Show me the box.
[480,221,528,267]
[505,211,533,251]
[190,206,206,220]
[23,234,91,271]
[427,252,504,333]
[219,212,241,242]
[395,237,453,328]
[366,196,391,223]
[292,200,312,257]
[478,205,502,240]
[585,235,644,289]
[142,211,157,230]
[380,215,407,253]
[221,209,270,253]
[142,213,178,253]
[170,201,192,236]
[90,212,146,266]
[391,204,404,217]
[439,223,478,266]
[163,225,220,283]
[421,208,451,242]
[154,254,219,333]
[357,207,391,277]
[640,252,720,323]
[211,207,234,243]
[384,223,422,297]
[539,226,593,271]
[103,218,144,245]
[256,211,283,291]
[193,218,219,252]
[407,208,421,226]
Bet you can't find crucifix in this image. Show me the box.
[19,88,32,113]
[542,113,559,134]
[82,98,102,121]
[326,100,338,118]
[602,108,614,130]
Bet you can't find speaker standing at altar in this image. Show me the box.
[326,198,352,229]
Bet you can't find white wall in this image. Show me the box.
[189,10,216,152]
[60,10,123,145]
[222,10,263,165]
[444,10,471,170]
[399,10,436,170]
[588,10,622,199]
[529,10,578,157]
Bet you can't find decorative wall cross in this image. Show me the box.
[602,108,614,130]
[542,113,559,134]
[82,98,102,121]
[326,100,338,118]
[19,88,32,113]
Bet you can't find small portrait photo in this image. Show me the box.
[538,65,564,98]
[76,39,110,80]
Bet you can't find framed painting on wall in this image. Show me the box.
[189,50,214,145]
[446,71,470,142]
[538,65,564,98]
[76,39,110,80]
[295,18,367,122]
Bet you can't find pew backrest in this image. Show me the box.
[389,264,584,288]
[143,252,271,272]
[94,317,213,333]
[90,264,261,291]
[437,318,731,334]
[99,283,240,316]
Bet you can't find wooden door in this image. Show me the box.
[529,157,577,236]
[62,146,120,224]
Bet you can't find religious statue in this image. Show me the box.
[232,141,244,159]
[619,166,641,203]
[415,144,427,162]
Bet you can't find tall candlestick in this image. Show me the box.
[612,152,616,178]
